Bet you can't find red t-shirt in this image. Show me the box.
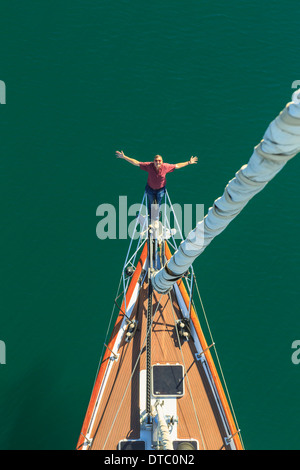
[139,162,176,190]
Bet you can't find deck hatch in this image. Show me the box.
[152,364,184,397]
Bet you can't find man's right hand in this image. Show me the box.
[115,151,140,166]
[116,150,125,159]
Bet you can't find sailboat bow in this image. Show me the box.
[77,190,244,451]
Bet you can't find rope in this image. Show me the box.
[146,278,153,420]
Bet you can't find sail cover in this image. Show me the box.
[152,91,300,293]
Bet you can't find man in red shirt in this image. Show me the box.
[115,150,198,219]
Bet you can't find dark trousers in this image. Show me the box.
[145,184,166,221]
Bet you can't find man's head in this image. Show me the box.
[153,155,163,170]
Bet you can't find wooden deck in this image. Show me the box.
[88,278,231,450]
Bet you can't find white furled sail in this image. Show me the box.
[152,92,300,294]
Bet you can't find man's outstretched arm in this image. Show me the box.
[116,150,140,166]
[175,156,198,169]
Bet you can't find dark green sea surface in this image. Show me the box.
[1,1,300,450]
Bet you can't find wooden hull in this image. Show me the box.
[77,242,243,450]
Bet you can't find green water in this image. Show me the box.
[1,1,300,450]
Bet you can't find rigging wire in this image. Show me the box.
[164,190,244,449]
[88,273,123,405]
[193,277,245,449]
[83,201,149,444]
[85,213,149,437]
[168,291,207,451]
[101,293,164,450]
